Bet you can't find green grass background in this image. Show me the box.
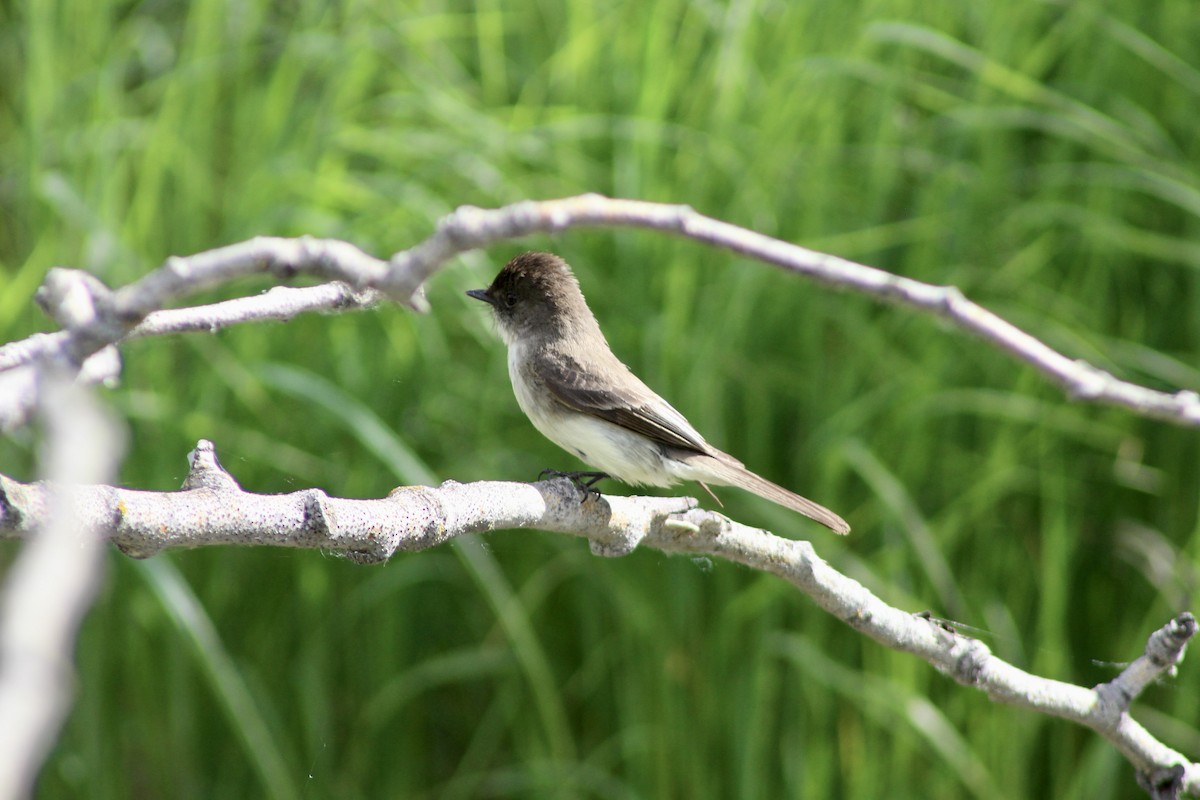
[2,0,1199,797]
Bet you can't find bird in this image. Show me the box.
[466,251,849,534]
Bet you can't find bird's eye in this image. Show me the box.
[503,292,518,308]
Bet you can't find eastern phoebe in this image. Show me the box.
[467,252,849,534]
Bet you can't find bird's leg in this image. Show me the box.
[538,469,609,503]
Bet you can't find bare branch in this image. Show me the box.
[0,283,378,374]
[108,237,397,322]
[1,441,693,562]
[402,196,1200,424]
[125,282,381,339]
[0,373,124,798]
[0,440,1196,793]
[4,195,1199,431]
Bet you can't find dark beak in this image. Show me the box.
[466,288,495,306]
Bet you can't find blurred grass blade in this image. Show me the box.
[454,535,576,765]
[259,362,437,486]
[774,633,1003,800]
[136,558,300,800]
[842,439,969,619]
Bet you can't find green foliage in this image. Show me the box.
[2,0,1198,796]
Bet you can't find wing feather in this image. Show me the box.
[531,351,711,455]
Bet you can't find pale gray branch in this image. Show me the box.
[390,195,1200,424]
[0,373,124,800]
[126,282,381,339]
[0,440,1196,795]
[3,195,1199,431]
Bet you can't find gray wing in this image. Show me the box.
[531,350,712,456]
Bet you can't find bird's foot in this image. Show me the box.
[538,469,609,503]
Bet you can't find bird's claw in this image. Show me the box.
[538,469,609,503]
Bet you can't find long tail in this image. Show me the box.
[698,454,850,535]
